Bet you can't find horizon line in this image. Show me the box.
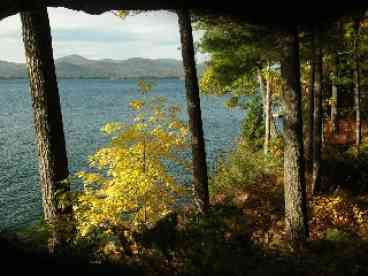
[0,54,210,64]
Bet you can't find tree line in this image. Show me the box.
[11,3,368,254]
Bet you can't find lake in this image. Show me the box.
[0,79,244,230]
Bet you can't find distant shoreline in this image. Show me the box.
[0,55,202,81]
[0,76,185,80]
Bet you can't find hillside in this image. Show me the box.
[0,55,205,79]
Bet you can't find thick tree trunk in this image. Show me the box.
[354,19,361,150]
[311,29,323,195]
[280,26,309,245]
[21,6,72,253]
[264,63,272,155]
[177,9,209,215]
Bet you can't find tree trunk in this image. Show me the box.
[331,54,338,134]
[21,5,73,253]
[280,26,309,245]
[264,63,272,155]
[311,28,323,195]
[354,67,361,149]
[354,19,361,150]
[257,67,267,113]
[331,20,343,135]
[177,9,209,215]
[305,31,315,170]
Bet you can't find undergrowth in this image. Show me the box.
[10,124,368,276]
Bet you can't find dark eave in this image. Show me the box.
[0,1,368,25]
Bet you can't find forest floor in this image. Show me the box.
[8,171,368,276]
[4,136,368,276]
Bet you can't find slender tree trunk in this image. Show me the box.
[307,65,315,164]
[354,67,361,149]
[331,20,343,136]
[280,26,308,245]
[331,54,339,134]
[257,66,273,154]
[311,29,323,196]
[21,6,72,253]
[354,19,361,150]
[264,63,272,155]
[306,32,315,170]
[257,67,267,112]
[177,9,209,215]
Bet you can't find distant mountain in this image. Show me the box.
[56,54,91,66]
[0,55,205,80]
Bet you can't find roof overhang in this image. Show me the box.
[0,1,367,26]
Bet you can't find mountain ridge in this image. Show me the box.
[0,55,205,80]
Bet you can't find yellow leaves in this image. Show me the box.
[327,96,337,107]
[168,105,181,116]
[130,99,144,110]
[77,172,106,192]
[179,126,189,137]
[224,96,239,109]
[101,122,124,134]
[353,206,366,225]
[310,194,368,240]
[138,79,155,94]
[73,82,190,242]
[103,241,124,257]
[79,224,95,237]
[112,10,130,19]
[199,66,225,95]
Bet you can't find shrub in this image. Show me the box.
[72,80,190,257]
[210,138,282,196]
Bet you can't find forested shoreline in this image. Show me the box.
[0,56,205,79]
[1,5,368,276]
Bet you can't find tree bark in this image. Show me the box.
[264,63,272,155]
[311,30,323,196]
[177,9,209,215]
[354,19,361,150]
[280,26,309,245]
[21,5,72,253]
[331,43,340,135]
[305,30,315,173]
[257,67,266,112]
[354,67,361,149]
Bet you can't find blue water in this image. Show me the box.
[0,79,244,230]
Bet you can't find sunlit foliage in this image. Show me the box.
[73,81,190,248]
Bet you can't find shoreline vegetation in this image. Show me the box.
[5,78,368,275]
[1,6,368,276]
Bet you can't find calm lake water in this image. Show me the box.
[0,79,244,230]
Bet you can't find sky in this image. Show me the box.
[0,8,209,63]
